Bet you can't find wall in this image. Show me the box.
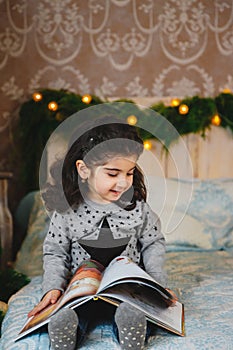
[0,0,233,205]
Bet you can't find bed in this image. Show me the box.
[1,177,233,349]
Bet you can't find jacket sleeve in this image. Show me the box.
[139,202,167,286]
[42,211,72,295]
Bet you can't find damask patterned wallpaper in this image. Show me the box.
[0,0,233,207]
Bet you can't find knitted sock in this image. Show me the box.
[114,302,147,350]
[48,308,78,350]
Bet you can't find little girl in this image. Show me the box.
[29,116,176,350]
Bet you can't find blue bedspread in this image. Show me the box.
[1,250,233,350]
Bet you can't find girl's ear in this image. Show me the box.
[76,160,90,180]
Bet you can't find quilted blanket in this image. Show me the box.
[1,250,233,350]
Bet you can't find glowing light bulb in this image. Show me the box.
[179,104,189,115]
[32,92,43,102]
[222,88,232,94]
[170,98,181,107]
[143,140,152,150]
[211,114,221,126]
[48,101,58,111]
[127,115,137,125]
[82,94,92,104]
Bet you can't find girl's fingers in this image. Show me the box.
[28,299,49,317]
[50,290,62,304]
[28,290,61,317]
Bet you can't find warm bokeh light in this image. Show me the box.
[211,114,221,126]
[127,115,137,125]
[32,92,43,102]
[179,104,189,115]
[82,94,92,104]
[48,101,58,111]
[143,140,152,150]
[170,98,181,107]
[222,88,232,94]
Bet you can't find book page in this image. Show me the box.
[99,284,184,336]
[97,256,171,300]
[16,260,104,340]
[58,259,103,306]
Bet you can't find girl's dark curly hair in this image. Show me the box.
[42,116,147,212]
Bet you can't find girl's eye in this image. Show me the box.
[107,172,134,177]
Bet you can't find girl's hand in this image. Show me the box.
[165,288,178,307]
[28,289,62,317]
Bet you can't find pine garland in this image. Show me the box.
[16,90,233,192]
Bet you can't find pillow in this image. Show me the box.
[147,177,233,251]
[14,192,49,277]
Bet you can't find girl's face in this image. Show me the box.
[78,155,137,204]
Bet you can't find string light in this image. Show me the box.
[222,88,232,94]
[170,98,181,107]
[82,94,92,104]
[127,115,137,125]
[32,92,43,102]
[48,101,58,111]
[179,104,189,115]
[211,114,221,126]
[143,140,152,150]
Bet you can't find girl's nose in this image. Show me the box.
[116,177,129,189]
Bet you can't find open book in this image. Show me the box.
[16,256,185,341]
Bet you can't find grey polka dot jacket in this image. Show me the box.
[42,199,167,295]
